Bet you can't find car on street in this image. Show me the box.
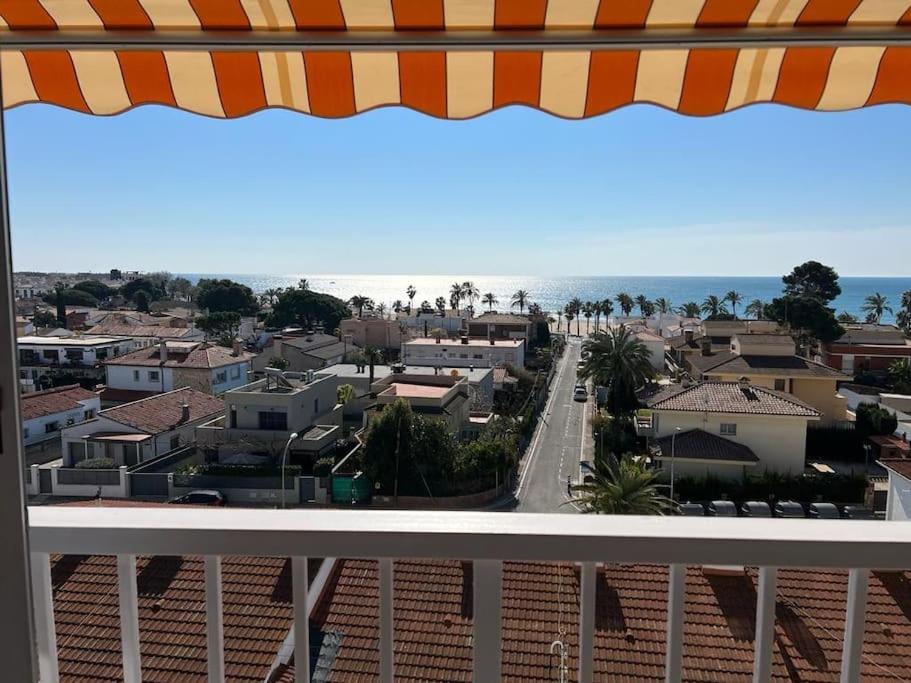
[573,385,587,402]
[169,490,226,506]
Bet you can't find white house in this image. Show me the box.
[397,309,466,334]
[60,387,224,466]
[20,384,100,447]
[102,340,255,403]
[632,329,666,371]
[85,321,203,350]
[881,459,911,521]
[18,335,130,368]
[402,337,525,369]
[643,380,820,479]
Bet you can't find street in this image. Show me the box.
[513,336,591,513]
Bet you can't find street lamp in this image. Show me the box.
[280,431,300,509]
[669,426,682,503]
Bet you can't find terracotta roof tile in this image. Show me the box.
[648,382,820,417]
[104,343,254,369]
[99,388,223,434]
[655,429,759,464]
[20,384,98,421]
[879,459,911,480]
[86,323,196,339]
[704,354,850,379]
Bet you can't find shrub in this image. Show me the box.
[856,403,898,438]
[313,457,335,477]
[806,423,865,462]
[75,457,115,469]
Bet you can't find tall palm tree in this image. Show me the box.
[570,452,672,515]
[528,302,542,316]
[678,301,701,318]
[654,297,671,314]
[511,289,530,314]
[725,290,743,318]
[569,297,583,335]
[591,301,602,332]
[392,299,404,314]
[449,282,463,314]
[375,302,387,319]
[897,291,911,333]
[435,296,447,315]
[837,311,859,323]
[405,285,417,313]
[582,302,594,334]
[701,295,728,319]
[264,287,280,304]
[348,295,373,318]
[601,298,614,325]
[861,292,892,324]
[298,279,309,291]
[745,299,765,320]
[616,292,634,317]
[634,294,651,317]
[462,282,480,312]
[482,292,498,311]
[641,300,656,317]
[556,306,564,332]
[564,308,574,334]
[579,327,655,415]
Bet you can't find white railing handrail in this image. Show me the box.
[27,507,911,569]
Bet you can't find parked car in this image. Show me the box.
[169,490,226,506]
[809,502,840,519]
[707,500,737,517]
[774,500,805,518]
[843,505,874,520]
[740,501,772,517]
[678,502,705,517]
[573,386,587,402]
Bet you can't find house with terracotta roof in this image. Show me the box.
[251,332,358,374]
[20,384,100,447]
[102,340,255,404]
[85,320,203,350]
[59,387,224,466]
[685,332,850,424]
[643,381,820,478]
[822,323,911,375]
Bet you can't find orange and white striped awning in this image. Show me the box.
[1,0,911,119]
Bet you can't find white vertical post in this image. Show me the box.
[292,557,310,683]
[117,554,142,683]
[752,567,778,683]
[665,564,686,683]
[578,562,596,683]
[840,568,870,683]
[30,552,59,683]
[473,560,502,682]
[379,558,394,683]
[204,556,224,683]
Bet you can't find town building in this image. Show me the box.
[340,316,408,352]
[20,384,100,447]
[17,335,131,390]
[880,458,911,521]
[60,388,224,466]
[402,337,525,369]
[196,370,342,461]
[630,328,666,371]
[397,308,466,335]
[368,372,474,435]
[641,380,820,478]
[822,323,911,375]
[85,319,203,350]
[101,340,255,404]
[15,315,35,337]
[467,312,532,340]
[251,332,358,373]
[684,333,849,423]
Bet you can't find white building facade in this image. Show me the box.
[402,338,525,369]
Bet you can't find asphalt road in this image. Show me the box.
[513,337,590,513]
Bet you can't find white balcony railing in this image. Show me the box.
[27,507,911,683]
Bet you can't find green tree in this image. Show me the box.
[135,290,151,313]
[782,261,842,303]
[109,268,122,280]
[579,327,655,416]
[32,310,57,328]
[482,292,498,311]
[745,299,765,320]
[600,298,614,322]
[348,294,374,318]
[449,282,463,314]
[765,295,844,345]
[615,292,633,317]
[73,279,115,301]
[582,301,593,334]
[725,290,743,318]
[569,297,583,335]
[337,383,356,405]
[267,288,350,331]
[564,308,574,333]
[43,286,98,310]
[166,276,193,301]
[654,298,671,314]
[889,359,911,394]
[511,289,529,314]
[434,297,446,315]
[570,452,672,515]
[406,285,417,313]
[897,291,911,333]
[861,292,892,324]
[701,295,729,319]
[678,301,701,318]
[837,311,859,323]
[196,278,258,314]
[120,277,166,302]
[196,311,241,341]
[266,356,289,370]
[634,294,651,316]
[855,403,898,438]
[462,282,479,311]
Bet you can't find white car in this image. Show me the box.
[573,386,588,402]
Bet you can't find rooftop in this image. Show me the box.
[85,323,197,339]
[103,343,254,369]
[703,354,850,379]
[655,428,759,464]
[20,384,98,421]
[469,312,531,325]
[834,324,908,346]
[319,363,492,383]
[647,381,820,417]
[384,382,451,399]
[406,337,523,347]
[99,388,224,434]
[18,335,126,347]
[879,458,911,480]
[732,333,796,345]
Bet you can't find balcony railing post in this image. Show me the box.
[204,556,224,683]
[665,564,686,683]
[752,567,778,683]
[840,568,870,683]
[578,562,596,683]
[379,558,394,683]
[117,554,142,683]
[30,552,59,683]
[472,560,502,682]
[292,557,310,683]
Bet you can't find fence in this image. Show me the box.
[47,465,130,498]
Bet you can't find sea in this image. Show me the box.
[178,274,911,324]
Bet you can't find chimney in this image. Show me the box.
[461,336,469,345]
[684,329,694,344]
[180,403,190,424]
[701,339,712,356]
[232,337,242,357]
[159,340,168,363]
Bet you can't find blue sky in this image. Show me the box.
[5,102,910,276]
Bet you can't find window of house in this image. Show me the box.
[44,421,59,434]
[230,365,241,379]
[473,354,483,360]
[84,409,95,420]
[96,350,107,360]
[133,369,140,382]
[258,411,288,431]
[170,435,180,450]
[215,371,227,384]
[229,407,237,429]
[149,370,160,382]
[720,423,737,436]
[23,428,29,439]
[774,378,787,391]
[43,350,58,360]
[65,349,84,361]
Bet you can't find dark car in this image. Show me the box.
[741,501,772,517]
[707,500,737,517]
[809,503,840,519]
[169,490,226,506]
[678,502,706,517]
[843,505,874,520]
[774,500,805,518]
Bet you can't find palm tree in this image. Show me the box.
[564,308,574,334]
[678,301,701,318]
[392,299,404,314]
[725,290,743,318]
[405,285,417,313]
[582,302,594,334]
[449,282,463,314]
[837,311,859,323]
[601,298,614,326]
[569,297,583,335]
[654,297,671,314]
[511,289,529,314]
[897,291,911,333]
[462,282,479,312]
[745,299,765,320]
[556,306,564,332]
[591,301,602,332]
[528,302,542,316]
[616,292,634,317]
[298,279,309,290]
[701,295,728,319]
[641,300,656,317]
[375,302,387,319]
[570,452,672,515]
[579,327,655,415]
[348,295,373,318]
[861,292,892,324]
[634,294,651,317]
[482,292,498,311]
[264,287,280,305]
[336,383,356,405]
[435,296,447,316]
